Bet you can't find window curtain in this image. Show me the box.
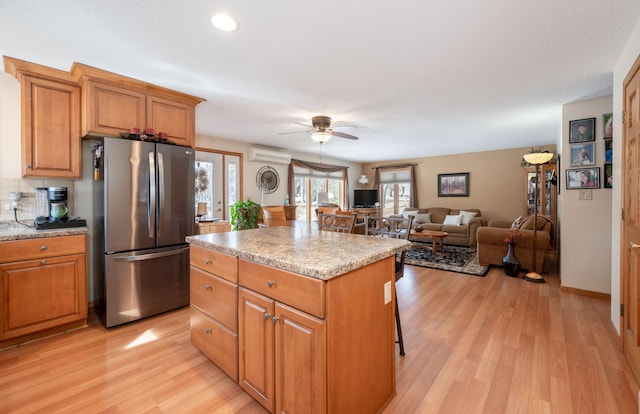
[288,159,350,209]
[373,164,417,207]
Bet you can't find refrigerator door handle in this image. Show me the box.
[113,246,190,262]
[158,152,165,237]
[148,151,156,238]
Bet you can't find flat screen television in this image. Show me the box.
[353,189,379,208]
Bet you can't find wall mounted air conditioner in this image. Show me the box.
[248,146,292,165]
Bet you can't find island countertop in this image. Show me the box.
[186,226,410,280]
[0,220,87,241]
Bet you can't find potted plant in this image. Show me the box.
[230,199,260,230]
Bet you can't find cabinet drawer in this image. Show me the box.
[0,235,85,263]
[190,267,237,331]
[190,246,237,283]
[239,259,325,318]
[190,308,238,381]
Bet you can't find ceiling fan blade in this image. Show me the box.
[278,130,310,135]
[294,122,313,128]
[332,131,359,140]
[332,124,357,131]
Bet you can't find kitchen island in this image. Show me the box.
[186,226,410,414]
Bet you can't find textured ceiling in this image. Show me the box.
[1,1,639,162]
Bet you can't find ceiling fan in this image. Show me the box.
[279,115,359,143]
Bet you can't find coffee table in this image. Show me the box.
[410,229,448,254]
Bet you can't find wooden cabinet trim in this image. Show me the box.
[71,62,205,106]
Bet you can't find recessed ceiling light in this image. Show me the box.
[211,14,238,32]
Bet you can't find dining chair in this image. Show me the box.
[393,214,414,357]
[317,212,357,233]
[262,207,288,227]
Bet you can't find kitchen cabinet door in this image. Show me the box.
[147,94,195,147]
[21,75,81,178]
[238,288,275,412]
[0,254,87,340]
[275,302,326,414]
[83,80,146,137]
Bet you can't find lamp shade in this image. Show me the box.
[523,152,554,165]
[311,131,332,143]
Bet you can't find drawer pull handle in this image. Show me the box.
[272,316,279,324]
[267,280,275,288]
[205,284,212,290]
[205,259,212,265]
[40,245,47,251]
[40,260,46,265]
[205,328,212,334]
[263,312,271,320]
[631,242,640,250]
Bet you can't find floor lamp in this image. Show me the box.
[522,151,554,283]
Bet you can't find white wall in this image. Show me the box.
[0,72,20,179]
[560,96,613,294]
[611,18,640,333]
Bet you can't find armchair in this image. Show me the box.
[476,215,552,274]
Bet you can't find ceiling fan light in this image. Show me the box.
[523,152,554,165]
[311,131,332,143]
[211,14,238,32]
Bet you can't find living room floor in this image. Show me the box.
[0,262,636,413]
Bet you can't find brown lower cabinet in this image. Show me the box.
[0,235,87,347]
[189,245,396,414]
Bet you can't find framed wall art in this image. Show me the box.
[566,167,600,189]
[438,172,469,197]
[604,139,612,163]
[604,163,612,188]
[569,118,596,143]
[603,113,613,139]
[569,142,595,166]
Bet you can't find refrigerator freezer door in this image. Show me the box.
[103,246,189,327]
[156,143,195,247]
[104,138,156,253]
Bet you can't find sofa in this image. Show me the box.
[476,215,553,273]
[391,207,487,247]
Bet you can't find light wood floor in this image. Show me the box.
[1,263,638,413]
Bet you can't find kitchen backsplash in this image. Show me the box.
[0,176,75,221]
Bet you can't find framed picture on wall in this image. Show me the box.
[437,172,469,197]
[569,142,595,166]
[566,167,600,189]
[569,118,596,143]
[603,113,613,139]
[604,163,613,188]
[605,139,612,163]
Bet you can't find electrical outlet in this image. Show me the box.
[384,281,392,304]
[3,202,10,211]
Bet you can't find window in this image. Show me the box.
[376,166,415,216]
[291,160,348,223]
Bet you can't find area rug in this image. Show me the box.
[405,243,489,277]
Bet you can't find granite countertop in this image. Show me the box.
[186,226,411,280]
[0,220,88,241]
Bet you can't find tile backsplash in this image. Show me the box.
[0,177,75,221]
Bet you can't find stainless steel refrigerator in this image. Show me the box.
[97,137,194,327]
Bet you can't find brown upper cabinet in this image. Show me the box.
[3,56,81,178]
[71,63,204,147]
